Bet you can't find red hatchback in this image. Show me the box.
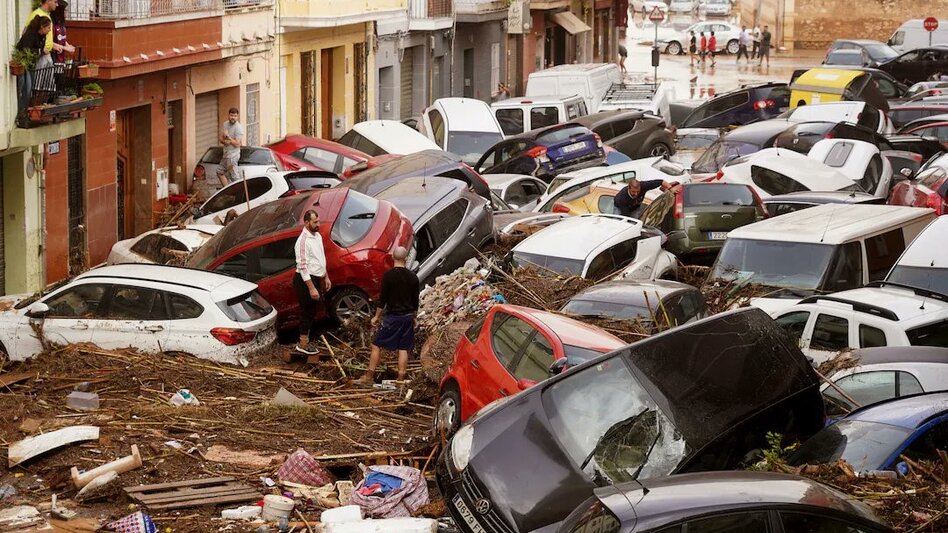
[888,164,948,215]
[435,304,626,435]
[267,135,370,175]
[188,188,413,332]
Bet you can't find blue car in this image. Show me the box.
[789,392,948,474]
[473,122,605,181]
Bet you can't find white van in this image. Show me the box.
[524,63,622,113]
[889,19,948,52]
[490,95,589,136]
[337,120,440,156]
[419,98,505,166]
[886,216,948,295]
[707,204,936,314]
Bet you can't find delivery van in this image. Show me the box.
[888,19,948,52]
[524,63,621,113]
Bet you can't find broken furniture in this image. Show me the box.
[124,477,261,511]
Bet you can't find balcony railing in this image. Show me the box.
[409,0,453,19]
[16,60,102,129]
[67,0,225,21]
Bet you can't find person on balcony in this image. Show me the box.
[51,1,75,65]
[14,16,52,125]
[28,0,74,59]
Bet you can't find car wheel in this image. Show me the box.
[649,142,672,158]
[726,39,739,54]
[434,383,462,438]
[329,287,373,324]
[667,41,682,55]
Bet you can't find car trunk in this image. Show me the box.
[689,205,760,237]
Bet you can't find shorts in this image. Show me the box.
[218,155,240,182]
[373,313,415,351]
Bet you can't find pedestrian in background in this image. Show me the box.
[291,209,331,359]
[759,26,772,66]
[737,26,750,63]
[699,32,707,65]
[618,42,628,73]
[218,107,244,186]
[689,31,697,66]
[708,31,717,66]
[356,246,420,385]
[751,26,761,59]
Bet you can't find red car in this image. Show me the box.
[888,164,948,215]
[187,188,413,332]
[267,135,370,175]
[435,304,626,435]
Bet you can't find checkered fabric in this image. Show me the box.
[277,448,334,487]
[103,511,157,533]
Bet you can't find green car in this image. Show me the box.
[641,182,767,260]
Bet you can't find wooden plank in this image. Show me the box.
[0,372,35,389]
[146,491,262,511]
[135,485,255,504]
[8,426,99,467]
[124,477,234,494]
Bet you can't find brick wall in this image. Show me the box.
[45,142,69,284]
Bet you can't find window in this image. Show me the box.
[597,194,618,214]
[520,179,544,202]
[902,421,948,463]
[612,118,636,136]
[811,314,851,351]
[857,108,879,132]
[780,512,876,533]
[593,123,616,141]
[858,324,887,348]
[245,177,273,201]
[751,165,808,196]
[203,181,247,214]
[258,238,297,277]
[586,239,639,280]
[429,109,446,147]
[170,294,204,320]
[907,319,948,347]
[683,184,755,207]
[45,284,107,318]
[823,242,864,291]
[685,512,770,532]
[106,287,167,320]
[874,78,899,99]
[464,314,487,343]
[490,313,535,366]
[775,311,810,343]
[130,234,188,264]
[217,290,273,322]
[512,333,554,382]
[496,108,524,136]
[215,252,249,278]
[823,142,855,168]
[246,82,260,146]
[504,182,528,205]
[431,200,468,244]
[566,103,583,120]
[865,228,905,281]
[686,92,750,126]
[338,130,384,157]
[331,190,379,247]
[294,147,339,172]
[858,154,883,194]
[531,107,559,129]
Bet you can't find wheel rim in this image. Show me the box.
[650,144,670,157]
[436,396,458,433]
[669,43,681,55]
[728,41,739,53]
[335,294,371,321]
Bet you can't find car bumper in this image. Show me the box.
[436,452,516,533]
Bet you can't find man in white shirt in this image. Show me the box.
[751,26,761,59]
[292,209,331,357]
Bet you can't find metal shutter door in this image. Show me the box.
[400,52,413,120]
[194,92,220,157]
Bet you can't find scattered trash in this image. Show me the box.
[260,477,277,487]
[269,387,309,408]
[18,418,43,434]
[0,483,16,501]
[103,511,157,533]
[204,445,283,468]
[321,505,364,524]
[0,505,48,532]
[261,494,295,522]
[50,494,78,520]
[168,389,199,407]
[73,381,91,392]
[417,262,501,332]
[8,425,100,467]
[76,470,119,502]
[337,480,355,506]
[125,476,260,510]
[350,465,429,519]
[221,505,263,520]
[277,448,333,487]
[66,390,100,411]
[72,444,143,488]
[163,440,182,450]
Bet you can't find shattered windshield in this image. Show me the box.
[542,356,687,484]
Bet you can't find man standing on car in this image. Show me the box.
[292,209,331,359]
[218,107,244,187]
[356,246,420,385]
[614,179,680,220]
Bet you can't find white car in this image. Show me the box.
[193,170,339,225]
[641,0,666,16]
[886,216,948,295]
[0,265,277,365]
[482,174,549,211]
[107,225,223,265]
[806,139,893,198]
[770,284,948,364]
[783,102,895,134]
[658,21,742,55]
[419,98,505,166]
[668,0,697,13]
[702,0,732,17]
[190,146,284,200]
[337,120,441,156]
[510,214,678,281]
[717,148,859,199]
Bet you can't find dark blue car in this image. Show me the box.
[473,122,605,181]
[789,392,948,474]
[681,82,791,129]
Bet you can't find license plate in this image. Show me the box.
[708,231,728,240]
[453,495,487,533]
[561,142,587,154]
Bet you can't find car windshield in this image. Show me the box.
[562,299,653,322]
[684,184,756,207]
[447,132,504,166]
[512,251,586,277]
[331,190,379,248]
[692,141,760,173]
[491,190,513,211]
[543,356,687,484]
[789,420,911,471]
[863,43,898,61]
[886,266,948,296]
[710,239,838,292]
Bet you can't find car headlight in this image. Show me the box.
[450,424,475,472]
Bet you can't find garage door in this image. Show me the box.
[400,50,413,120]
[194,92,220,159]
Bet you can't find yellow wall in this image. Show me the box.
[279,0,405,19]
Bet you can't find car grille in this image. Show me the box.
[459,470,516,533]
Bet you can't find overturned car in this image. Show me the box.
[436,308,825,533]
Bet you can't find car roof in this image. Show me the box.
[372,176,464,223]
[722,119,792,143]
[806,285,948,325]
[431,98,499,133]
[350,120,441,153]
[491,95,583,107]
[843,391,948,429]
[513,215,641,260]
[497,304,626,350]
[727,204,933,244]
[271,135,368,159]
[849,346,948,366]
[567,280,695,308]
[75,264,257,301]
[344,149,463,186]
[895,216,948,268]
[727,148,856,191]
[763,191,880,204]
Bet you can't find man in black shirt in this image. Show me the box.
[613,178,679,219]
[356,246,420,385]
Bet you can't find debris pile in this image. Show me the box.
[416,259,503,333]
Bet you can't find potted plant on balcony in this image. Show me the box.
[9,48,37,77]
[78,63,98,78]
[81,82,104,98]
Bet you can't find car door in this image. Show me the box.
[823,370,923,415]
[467,311,536,414]
[22,283,107,353]
[91,284,171,353]
[416,199,473,284]
[773,310,812,350]
[806,311,856,364]
[214,236,299,323]
[519,178,547,210]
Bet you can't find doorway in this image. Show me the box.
[301,51,317,137]
[67,135,86,275]
[115,106,152,240]
[167,100,183,194]
[463,48,474,98]
[320,49,333,139]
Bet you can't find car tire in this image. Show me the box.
[649,142,672,158]
[667,41,682,55]
[329,287,373,324]
[726,39,739,54]
[434,383,462,438]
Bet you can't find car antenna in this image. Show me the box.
[819,205,836,244]
[919,261,935,310]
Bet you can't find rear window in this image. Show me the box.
[822,142,855,167]
[217,290,273,322]
[751,166,808,195]
[496,108,524,136]
[683,184,756,207]
[511,251,585,277]
[339,130,385,157]
[907,319,948,347]
[677,133,719,150]
[538,125,590,144]
[201,147,275,165]
[331,190,379,247]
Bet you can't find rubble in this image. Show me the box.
[416,259,502,333]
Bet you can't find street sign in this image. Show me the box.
[924,17,939,32]
[648,6,665,22]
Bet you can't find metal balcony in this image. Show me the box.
[408,0,453,30]
[16,62,102,129]
[67,0,225,22]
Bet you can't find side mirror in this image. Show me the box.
[549,357,568,377]
[517,379,538,391]
[26,302,50,319]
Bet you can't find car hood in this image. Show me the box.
[459,308,822,533]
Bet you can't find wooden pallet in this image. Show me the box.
[124,476,261,511]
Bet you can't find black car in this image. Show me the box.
[339,149,492,203]
[879,47,948,85]
[560,280,707,331]
[826,39,899,67]
[680,83,791,129]
[558,471,893,533]
[886,133,947,162]
[690,119,793,174]
[573,110,676,159]
[763,191,884,217]
[474,122,606,181]
[437,308,825,533]
[824,49,870,66]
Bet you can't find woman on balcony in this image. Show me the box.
[51,1,75,64]
[14,16,52,125]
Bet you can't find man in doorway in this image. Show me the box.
[356,246,420,385]
[614,178,680,220]
[292,209,331,359]
[759,26,772,67]
[218,107,244,187]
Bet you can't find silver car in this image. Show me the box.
[191,146,284,199]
